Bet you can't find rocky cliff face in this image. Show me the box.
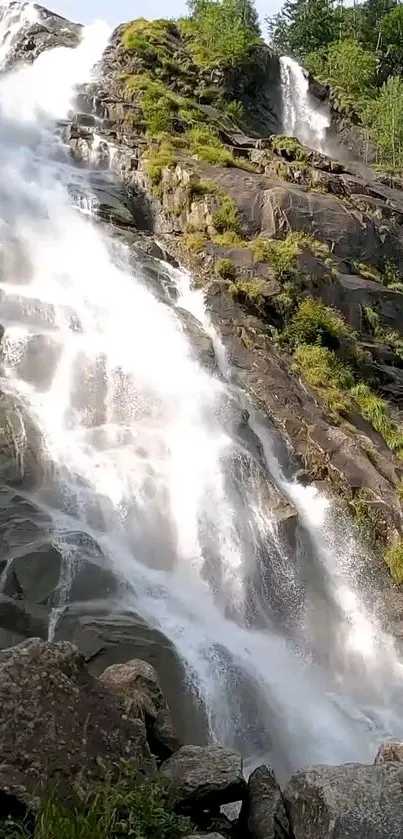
[58,11,403,589]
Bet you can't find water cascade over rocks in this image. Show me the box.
[0,0,401,793]
[280,54,330,152]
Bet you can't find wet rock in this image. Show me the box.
[99,658,181,760]
[177,308,218,373]
[283,763,403,839]
[54,610,210,748]
[0,393,46,489]
[0,638,155,795]
[239,765,291,839]
[160,745,246,814]
[374,740,403,764]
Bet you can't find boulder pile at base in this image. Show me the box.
[0,639,401,839]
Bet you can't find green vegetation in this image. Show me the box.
[293,343,353,413]
[282,296,403,450]
[145,144,175,184]
[212,194,240,232]
[0,764,190,839]
[349,489,378,540]
[267,0,403,170]
[271,135,310,162]
[214,257,236,278]
[183,232,208,251]
[351,383,403,454]
[213,230,247,246]
[384,540,403,583]
[229,277,266,306]
[180,0,262,69]
[250,232,331,278]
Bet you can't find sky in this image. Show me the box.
[50,0,281,29]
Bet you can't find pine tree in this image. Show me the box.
[267,0,339,57]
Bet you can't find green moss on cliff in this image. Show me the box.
[215,257,236,278]
[384,541,403,584]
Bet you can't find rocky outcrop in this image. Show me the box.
[0,643,400,839]
[283,762,403,839]
[99,658,181,760]
[160,745,246,814]
[0,639,155,800]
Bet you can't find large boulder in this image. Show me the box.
[0,638,155,797]
[160,745,246,814]
[99,658,181,760]
[374,740,403,764]
[239,765,291,839]
[283,762,403,839]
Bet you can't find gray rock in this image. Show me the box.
[186,835,226,839]
[239,765,291,839]
[0,638,155,795]
[0,392,46,489]
[99,658,181,759]
[283,762,403,839]
[160,745,246,814]
[374,740,403,764]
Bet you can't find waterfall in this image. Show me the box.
[0,1,402,781]
[280,55,330,152]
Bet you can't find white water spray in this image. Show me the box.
[0,1,401,779]
[280,55,330,152]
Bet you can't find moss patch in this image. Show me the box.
[384,541,403,584]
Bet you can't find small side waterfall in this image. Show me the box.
[280,54,330,151]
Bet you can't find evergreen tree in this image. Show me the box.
[267,0,339,57]
[359,0,397,48]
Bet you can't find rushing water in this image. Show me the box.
[0,0,402,780]
[280,54,330,152]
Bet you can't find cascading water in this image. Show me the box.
[280,54,330,152]
[0,0,402,781]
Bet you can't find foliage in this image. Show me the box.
[363,75,403,169]
[351,383,403,455]
[250,232,330,282]
[212,194,240,232]
[306,38,377,100]
[0,764,190,839]
[293,344,353,413]
[184,232,208,251]
[213,230,247,246]
[283,296,358,354]
[181,0,261,69]
[229,277,266,305]
[349,490,378,540]
[267,0,339,57]
[384,540,403,583]
[225,99,244,121]
[145,144,175,183]
[214,257,236,278]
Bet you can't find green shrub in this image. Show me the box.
[213,230,246,246]
[215,257,236,278]
[145,145,175,184]
[212,195,240,232]
[271,135,310,162]
[0,764,191,839]
[349,489,377,539]
[351,383,403,455]
[283,297,357,352]
[228,278,266,305]
[184,233,208,252]
[250,232,330,277]
[226,99,244,121]
[180,0,261,70]
[293,344,353,414]
[384,541,403,584]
